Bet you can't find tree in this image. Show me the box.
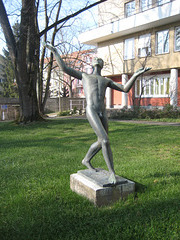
[0,0,40,122]
[0,49,18,98]
[60,85,69,97]
[38,0,62,114]
[0,0,107,122]
[0,22,20,98]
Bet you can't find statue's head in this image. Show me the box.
[92,58,104,69]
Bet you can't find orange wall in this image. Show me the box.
[111,76,122,106]
[128,85,134,106]
[111,76,137,107]
[134,97,170,107]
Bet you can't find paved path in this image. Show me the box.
[47,114,180,126]
[111,119,180,126]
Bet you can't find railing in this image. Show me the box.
[69,99,86,110]
[80,0,178,44]
[93,0,176,29]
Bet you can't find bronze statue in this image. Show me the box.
[44,43,151,184]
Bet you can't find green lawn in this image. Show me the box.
[0,119,179,240]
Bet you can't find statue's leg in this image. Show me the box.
[82,140,101,171]
[86,108,117,184]
[100,113,116,183]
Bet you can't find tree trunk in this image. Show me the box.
[16,0,41,122]
[0,0,41,122]
[40,53,54,113]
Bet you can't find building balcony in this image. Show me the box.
[80,0,180,45]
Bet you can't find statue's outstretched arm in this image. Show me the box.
[44,42,83,80]
[108,67,151,93]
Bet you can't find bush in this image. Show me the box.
[111,105,180,120]
[163,104,180,118]
[69,107,85,115]
[57,110,71,116]
[57,107,86,116]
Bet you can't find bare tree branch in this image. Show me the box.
[40,0,63,112]
[39,0,107,37]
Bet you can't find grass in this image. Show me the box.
[0,119,179,240]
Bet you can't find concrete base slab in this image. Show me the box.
[70,169,135,207]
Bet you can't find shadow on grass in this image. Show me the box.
[1,189,179,240]
[134,181,147,194]
[0,119,88,132]
[0,130,95,152]
[109,123,175,136]
[145,171,180,178]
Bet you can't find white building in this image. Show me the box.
[80,0,180,109]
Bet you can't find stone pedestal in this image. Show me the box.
[70,169,135,207]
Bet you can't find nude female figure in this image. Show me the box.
[44,43,151,184]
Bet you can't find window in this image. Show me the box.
[135,74,170,97]
[158,0,170,6]
[124,38,135,60]
[140,0,152,11]
[125,1,135,17]
[138,34,151,57]
[156,30,169,54]
[175,26,180,51]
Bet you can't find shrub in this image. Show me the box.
[111,105,180,120]
[58,110,71,116]
[163,104,180,118]
[58,108,86,116]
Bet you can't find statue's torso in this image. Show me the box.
[82,73,110,114]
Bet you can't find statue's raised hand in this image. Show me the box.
[42,42,57,53]
[134,67,151,77]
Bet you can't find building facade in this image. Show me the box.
[80,0,180,109]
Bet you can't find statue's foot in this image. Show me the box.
[108,172,117,185]
[82,159,97,172]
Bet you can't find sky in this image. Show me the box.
[0,0,98,55]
